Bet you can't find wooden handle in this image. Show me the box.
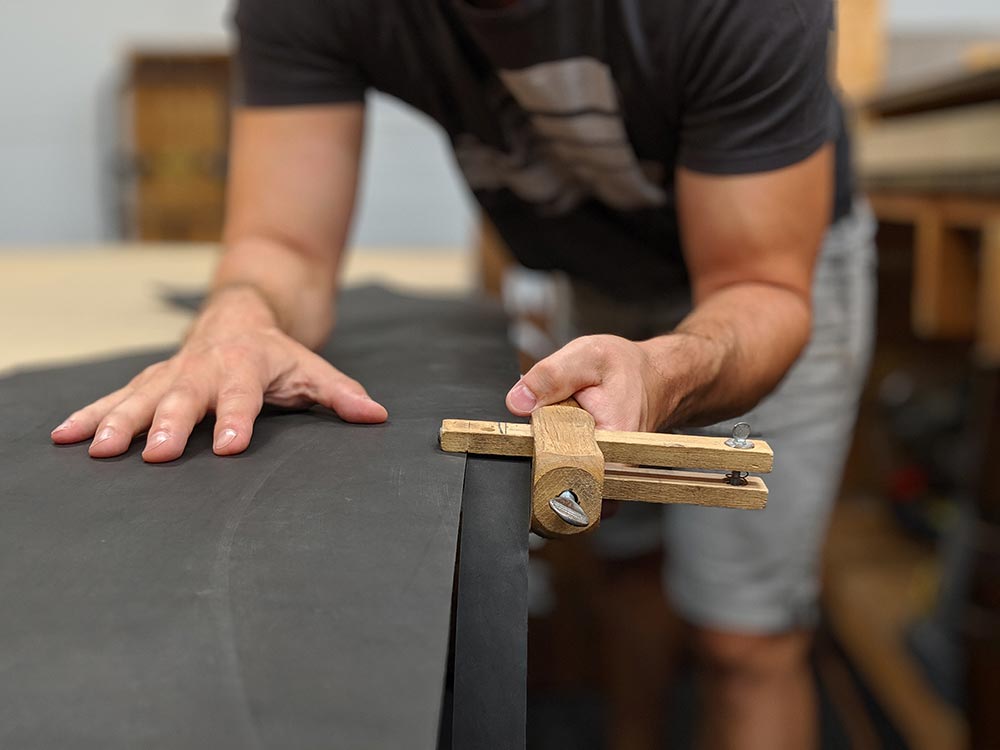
[530,398,605,537]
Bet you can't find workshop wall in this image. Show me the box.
[0,0,473,248]
[888,0,1000,28]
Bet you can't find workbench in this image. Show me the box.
[0,245,473,374]
[0,246,534,748]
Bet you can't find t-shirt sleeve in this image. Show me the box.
[233,0,368,107]
[676,0,836,175]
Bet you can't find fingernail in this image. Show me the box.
[145,431,170,450]
[51,419,73,434]
[93,427,115,444]
[508,381,537,412]
[214,428,238,451]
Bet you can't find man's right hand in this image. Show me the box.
[50,287,388,463]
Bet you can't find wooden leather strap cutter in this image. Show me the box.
[440,400,772,538]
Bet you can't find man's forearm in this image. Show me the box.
[208,236,340,350]
[640,282,811,429]
[204,106,364,351]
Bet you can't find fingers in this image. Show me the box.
[51,387,131,445]
[52,329,389,465]
[303,353,388,424]
[212,375,265,456]
[506,336,610,416]
[88,390,160,458]
[140,381,210,463]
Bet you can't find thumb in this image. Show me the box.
[505,344,602,417]
[305,356,388,424]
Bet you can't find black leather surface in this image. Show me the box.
[0,287,528,749]
[452,455,529,749]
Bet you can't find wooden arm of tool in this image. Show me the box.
[440,407,773,538]
[439,420,774,473]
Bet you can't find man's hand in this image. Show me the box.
[50,287,387,462]
[507,145,835,433]
[505,334,691,432]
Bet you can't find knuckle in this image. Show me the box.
[96,414,125,432]
[122,387,154,408]
[217,383,262,411]
[219,343,256,369]
[579,335,610,360]
[176,350,209,373]
[530,360,560,392]
[134,361,168,384]
[102,402,136,425]
[69,406,98,422]
[164,378,202,401]
[217,383,254,401]
[334,374,365,396]
[157,390,206,420]
[216,415,248,430]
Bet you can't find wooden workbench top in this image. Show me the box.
[0,245,472,375]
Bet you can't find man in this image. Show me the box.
[51,0,875,747]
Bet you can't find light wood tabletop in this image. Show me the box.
[0,245,473,375]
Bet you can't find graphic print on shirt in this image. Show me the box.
[454,57,666,214]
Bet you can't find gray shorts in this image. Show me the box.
[563,201,877,633]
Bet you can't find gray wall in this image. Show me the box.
[1,0,231,245]
[888,0,1000,28]
[0,0,473,248]
[2,0,999,247]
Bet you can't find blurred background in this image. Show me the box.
[2,1,1000,749]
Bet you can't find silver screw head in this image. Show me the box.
[549,490,590,527]
[725,422,754,449]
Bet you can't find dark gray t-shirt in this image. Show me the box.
[235,0,852,299]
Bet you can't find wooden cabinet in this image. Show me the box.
[120,50,231,242]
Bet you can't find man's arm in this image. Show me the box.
[653,143,832,426]
[214,105,363,348]
[52,105,388,462]
[506,144,832,432]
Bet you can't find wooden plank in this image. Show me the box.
[476,217,515,298]
[0,247,472,376]
[964,43,1000,73]
[835,0,885,102]
[863,173,1000,194]
[857,103,1000,181]
[978,220,1000,366]
[596,429,773,473]
[439,419,534,456]
[869,192,1000,228]
[912,214,978,339]
[864,66,1000,119]
[604,466,767,510]
[440,420,774,473]
[867,192,932,224]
